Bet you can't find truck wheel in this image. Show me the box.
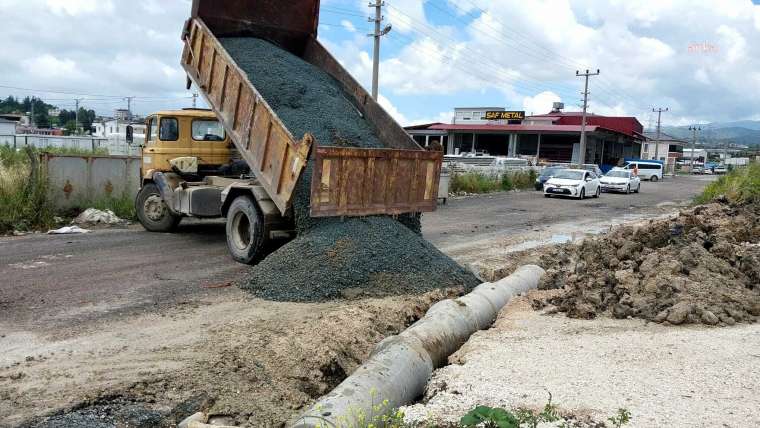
[226,195,266,265]
[136,183,181,232]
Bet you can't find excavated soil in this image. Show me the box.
[527,201,760,326]
[221,37,478,301]
[18,291,454,428]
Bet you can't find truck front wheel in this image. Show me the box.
[226,195,267,265]
[136,183,182,232]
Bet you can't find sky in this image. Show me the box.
[1,0,759,129]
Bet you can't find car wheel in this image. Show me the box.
[579,188,585,200]
[650,175,659,182]
[544,194,551,198]
[635,184,641,193]
[626,184,631,194]
[595,186,601,198]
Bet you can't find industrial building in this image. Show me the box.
[405,105,645,169]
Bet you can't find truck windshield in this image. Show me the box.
[192,119,226,141]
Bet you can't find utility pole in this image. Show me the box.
[688,125,700,173]
[124,96,135,121]
[74,98,83,135]
[192,92,198,108]
[576,68,600,165]
[30,98,35,128]
[652,107,668,161]
[368,1,391,100]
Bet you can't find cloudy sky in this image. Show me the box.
[1,0,759,128]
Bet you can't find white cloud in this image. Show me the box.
[377,94,408,125]
[47,0,113,16]
[341,20,356,33]
[716,25,747,63]
[385,0,427,34]
[522,91,561,116]
[22,54,82,79]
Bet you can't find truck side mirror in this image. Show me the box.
[126,125,134,145]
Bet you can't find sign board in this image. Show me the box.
[485,111,525,121]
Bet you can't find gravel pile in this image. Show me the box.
[535,200,760,326]
[243,216,478,302]
[222,37,477,301]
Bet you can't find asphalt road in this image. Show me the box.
[0,175,714,334]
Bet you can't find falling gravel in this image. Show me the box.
[221,37,478,301]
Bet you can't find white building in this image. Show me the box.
[0,117,17,145]
[641,131,686,162]
[682,148,708,161]
[94,119,146,139]
[114,109,131,121]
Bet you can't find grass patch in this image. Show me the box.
[694,162,760,205]
[0,146,55,233]
[451,170,537,194]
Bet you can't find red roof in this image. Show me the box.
[427,123,599,133]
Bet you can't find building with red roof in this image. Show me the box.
[405,106,645,167]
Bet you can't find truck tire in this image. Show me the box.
[226,195,266,265]
[136,183,182,232]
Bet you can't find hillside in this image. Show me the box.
[663,120,760,147]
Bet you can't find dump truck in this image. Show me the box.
[134,0,443,264]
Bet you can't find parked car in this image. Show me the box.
[534,166,565,190]
[600,170,641,194]
[544,169,601,199]
[620,160,664,182]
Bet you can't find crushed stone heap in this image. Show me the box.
[220,37,480,301]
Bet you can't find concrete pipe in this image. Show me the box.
[292,265,545,428]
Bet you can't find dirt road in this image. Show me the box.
[0,175,713,427]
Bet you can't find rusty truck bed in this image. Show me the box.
[181,0,442,217]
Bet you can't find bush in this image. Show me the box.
[0,146,55,233]
[450,170,538,195]
[695,162,760,205]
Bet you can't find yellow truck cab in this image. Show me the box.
[141,108,232,181]
[135,108,290,264]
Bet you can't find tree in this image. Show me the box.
[78,108,96,134]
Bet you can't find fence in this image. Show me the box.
[41,153,141,209]
[1,134,142,156]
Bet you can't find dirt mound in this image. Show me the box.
[534,201,760,326]
[222,37,478,300]
[242,216,479,301]
[21,293,453,428]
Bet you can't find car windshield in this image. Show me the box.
[605,171,630,178]
[553,170,584,180]
[540,167,562,177]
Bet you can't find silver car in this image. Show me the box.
[600,170,641,194]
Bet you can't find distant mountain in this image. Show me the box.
[661,120,760,148]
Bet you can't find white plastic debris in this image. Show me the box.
[48,226,90,234]
[73,208,124,225]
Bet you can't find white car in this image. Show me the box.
[600,170,641,194]
[544,169,601,199]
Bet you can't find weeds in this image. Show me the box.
[607,408,631,428]
[694,162,759,205]
[450,170,537,194]
[0,144,135,233]
[0,147,55,233]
